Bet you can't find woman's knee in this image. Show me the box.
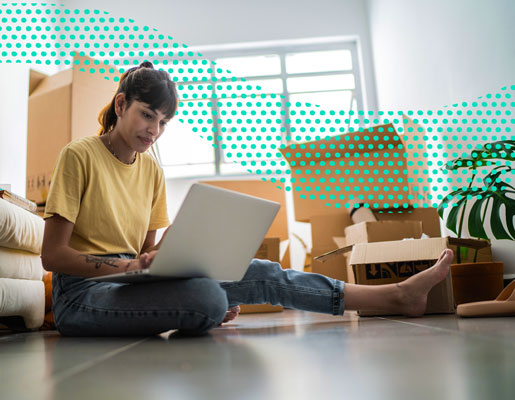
[244,258,283,280]
[186,278,228,326]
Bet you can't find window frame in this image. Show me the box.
[115,37,368,178]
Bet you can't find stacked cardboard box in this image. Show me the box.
[280,118,437,280]
[26,54,119,204]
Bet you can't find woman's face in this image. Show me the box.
[115,94,171,153]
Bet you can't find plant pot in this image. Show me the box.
[450,261,504,305]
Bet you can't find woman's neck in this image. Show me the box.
[103,129,137,164]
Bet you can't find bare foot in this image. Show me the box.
[395,248,454,317]
[220,306,240,324]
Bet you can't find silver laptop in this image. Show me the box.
[87,183,280,283]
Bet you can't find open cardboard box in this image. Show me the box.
[26,53,119,204]
[279,118,430,223]
[200,180,291,314]
[309,206,441,282]
[332,220,424,283]
[315,237,492,316]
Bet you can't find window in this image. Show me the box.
[118,38,367,178]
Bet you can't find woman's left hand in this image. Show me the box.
[221,306,240,324]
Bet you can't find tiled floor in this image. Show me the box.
[1,310,514,400]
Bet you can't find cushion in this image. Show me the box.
[0,198,44,254]
[0,247,44,280]
[0,278,45,330]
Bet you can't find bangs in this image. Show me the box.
[136,81,178,119]
[125,68,179,120]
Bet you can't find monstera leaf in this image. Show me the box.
[438,166,515,240]
[443,140,515,171]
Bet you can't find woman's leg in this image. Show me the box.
[344,249,453,316]
[52,273,228,337]
[221,249,453,317]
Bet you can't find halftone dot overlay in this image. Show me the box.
[1,3,513,234]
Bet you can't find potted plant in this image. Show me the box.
[437,139,515,304]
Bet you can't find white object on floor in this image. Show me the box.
[0,247,44,280]
[0,278,45,329]
[0,198,44,254]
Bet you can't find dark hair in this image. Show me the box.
[98,61,179,136]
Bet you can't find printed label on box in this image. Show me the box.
[365,260,434,280]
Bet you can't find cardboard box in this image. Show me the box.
[239,237,284,314]
[201,179,291,268]
[309,211,352,281]
[309,207,440,283]
[334,220,423,283]
[316,237,492,317]
[279,118,429,222]
[26,54,119,204]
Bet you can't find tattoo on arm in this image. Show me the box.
[81,255,122,269]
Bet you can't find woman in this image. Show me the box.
[41,61,454,337]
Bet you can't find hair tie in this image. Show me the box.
[139,61,154,69]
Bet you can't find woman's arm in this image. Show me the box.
[140,225,171,254]
[41,214,153,277]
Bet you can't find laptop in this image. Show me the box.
[86,183,280,283]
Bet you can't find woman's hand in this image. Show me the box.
[127,250,159,272]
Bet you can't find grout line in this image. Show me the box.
[379,317,515,349]
[52,338,148,384]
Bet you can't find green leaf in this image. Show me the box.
[468,199,488,240]
[490,196,513,240]
[446,197,467,236]
[505,199,515,239]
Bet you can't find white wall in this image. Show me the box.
[367,0,514,110]
[367,0,515,277]
[0,65,30,196]
[0,2,60,196]
[63,0,378,111]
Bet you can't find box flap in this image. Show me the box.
[29,69,72,98]
[279,123,420,222]
[311,245,349,281]
[314,245,353,262]
[28,69,47,96]
[350,237,450,264]
[344,220,423,246]
[333,236,346,248]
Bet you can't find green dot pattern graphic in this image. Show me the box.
[1,3,514,238]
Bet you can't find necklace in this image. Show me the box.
[107,131,136,165]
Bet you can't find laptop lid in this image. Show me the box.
[148,183,281,281]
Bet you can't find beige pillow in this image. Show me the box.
[0,199,44,254]
[0,247,44,280]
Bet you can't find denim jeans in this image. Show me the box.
[52,255,346,337]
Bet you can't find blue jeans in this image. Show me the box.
[52,255,346,337]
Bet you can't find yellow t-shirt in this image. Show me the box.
[44,136,170,256]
